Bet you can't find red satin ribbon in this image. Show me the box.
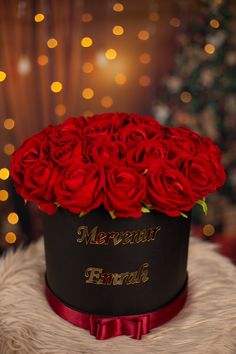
[45,281,188,340]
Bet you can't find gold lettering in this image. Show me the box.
[85,267,102,284]
[77,226,98,245]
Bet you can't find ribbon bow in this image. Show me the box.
[89,313,150,340]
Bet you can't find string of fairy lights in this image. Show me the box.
[0,1,222,247]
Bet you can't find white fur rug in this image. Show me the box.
[0,237,236,354]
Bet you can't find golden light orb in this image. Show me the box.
[139,53,151,64]
[55,104,66,116]
[4,144,15,155]
[37,55,48,66]
[101,96,113,108]
[82,88,94,100]
[149,12,160,22]
[5,232,17,244]
[210,19,220,29]
[81,37,93,48]
[50,81,63,93]
[169,17,181,28]
[180,91,192,103]
[81,13,93,23]
[105,48,117,60]
[113,3,124,12]
[7,212,19,225]
[204,43,216,55]
[34,13,45,23]
[114,73,127,85]
[138,30,150,41]
[203,224,215,237]
[82,62,94,73]
[0,168,10,180]
[47,38,58,49]
[112,25,124,36]
[0,190,8,202]
[4,118,15,130]
[0,71,6,82]
[139,75,151,87]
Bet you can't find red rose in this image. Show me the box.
[181,154,226,199]
[127,139,178,172]
[124,113,162,128]
[18,160,58,214]
[118,123,163,148]
[145,160,195,216]
[103,166,146,218]
[84,137,126,166]
[63,116,88,131]
[55,161,104,214]
[84,113,122,138]
[198,137,223,159]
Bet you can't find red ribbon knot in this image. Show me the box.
[89,313,150,340]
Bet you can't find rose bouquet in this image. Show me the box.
[10,112,226,219]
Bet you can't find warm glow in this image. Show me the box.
[138,30,150,41]
[4,118,15,130]
[82,62,94,73]
[112,25,124,36]
[82,88,94,100]
[83,110,94,117]
[55,104,66,116]
[139,53,151,64]
[101,96,113,108]
[0,168,10,180]
[204,43,216,55]
[210,19,220,29]
[203,224,215,237]
[149,12,160,22]
[105,49,117,60]
[0,71,6,82]
[180,91,192,103]
[5,232,17,244]
[113,3,124,12]
[81,37,93,47]
[81,13,93,23]
[47,38,58,48]
[4,144,15,155]
[37,55,48,66]
[34,13,45,23]
[0,190,8,201]
[50,81,63,93]
[139,75,151,87]
[7,212,19,225]
[169,17,181,28]
[114,73,127,85]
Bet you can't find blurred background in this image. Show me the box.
[0,0,235,262]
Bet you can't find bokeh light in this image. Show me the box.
[0,71,6,82]
[203,224,215,237]
[105,49,117,60]
[149,12,160,22]
[180,91,192,103]
[114,73,127,85]
[210,19,220,29]
[5,232,17,244]
[4,143,15,155]
[138,30,150,40]
[37,55,48,66]
[113,3,124,12]
[0,168,10,180]
[169,17,181,28]
[47,38,58,48]
[101,96,113,108]
[0,190,8,202]
[81,37,93,47]
[81,13,93,23]
[139,75,151,87]
[204,43,216,55]
[82,88,94,99]
[50,81,63,93]
[55,104,66,116]
[82,62,94,73]
[83,110,94,117]
[7,212,19,225]
[112,25,124,35]
[34,13,45,23]
[4,118,15,130]
[139,53,151,64]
